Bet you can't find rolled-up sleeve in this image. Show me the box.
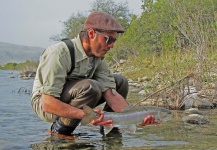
[93,59,116,92]
[36,44,71,98]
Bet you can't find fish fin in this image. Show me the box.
[80,105,100,126]
[126,125,137,133]
[80,116,91,126]
[103,126,114,135]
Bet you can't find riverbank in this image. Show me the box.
[2,48,217,110]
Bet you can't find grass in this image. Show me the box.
[115,49,217,109]
[119,49,216,87]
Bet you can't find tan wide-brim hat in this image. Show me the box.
[84,11,125,33]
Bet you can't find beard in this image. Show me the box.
[91,42,107,58]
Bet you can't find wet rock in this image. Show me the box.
[28,72,36,77]
[21,77,31,80]
[19,71,36,79]
[182,114,209,125]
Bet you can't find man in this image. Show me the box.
[31,11,156,136]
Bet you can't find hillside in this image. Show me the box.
[0,42,44,65]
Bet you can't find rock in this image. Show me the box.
[129,87,141,93]
[142,82,153,89]
[128,79,134,84]
[21,77,31,80]
[28,72,36,77]
[138,77,143,82]
[182,114,209,125]
[138,90,146,96]
[138,76,150,82]
[184,108,202,115]
[119,59,126,64]
[181,93,213,109]
[184,86,197,95]
[209,72,217,78]
[131,83,138,87]
[19,71,36,78]
[193,98,214,109]
[142,76,150,81]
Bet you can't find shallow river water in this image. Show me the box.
[0,70,217,150]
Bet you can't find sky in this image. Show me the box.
[0,0,143,48]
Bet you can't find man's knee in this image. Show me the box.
[61,79,102,104]
[72,79,102,100]
[114,74,128,88]
[81,79,102,95]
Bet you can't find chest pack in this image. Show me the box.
[61,38,75,75]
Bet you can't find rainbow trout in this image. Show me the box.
[81,105,172,135]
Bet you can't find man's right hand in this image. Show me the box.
[90,109,113,126]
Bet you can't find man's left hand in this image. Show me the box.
[139,115,160,126]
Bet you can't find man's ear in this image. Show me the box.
[87,28,96,40]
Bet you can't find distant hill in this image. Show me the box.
[0,42,44,65]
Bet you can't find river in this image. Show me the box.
[0,70,217,150]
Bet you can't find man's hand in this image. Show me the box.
[139,115,160,126]
[90,109,113,126]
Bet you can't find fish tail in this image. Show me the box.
[80,105,100,126]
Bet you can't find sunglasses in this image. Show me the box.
[95,31,117,45]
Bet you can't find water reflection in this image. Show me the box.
[30,125,188,150]
[30,138,98,150]
[30,129,124,150]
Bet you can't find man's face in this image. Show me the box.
[90,30,117,58]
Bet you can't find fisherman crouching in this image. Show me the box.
[31,11,157,136]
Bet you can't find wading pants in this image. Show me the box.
[51,74,129,135]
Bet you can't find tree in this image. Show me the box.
[89,0,131,29]
[119,0,217,55]
[50,0,131,41]
[168,0,217,79]
[50,12,87,41]
[117,0,175,57]
[3,62,18,70]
